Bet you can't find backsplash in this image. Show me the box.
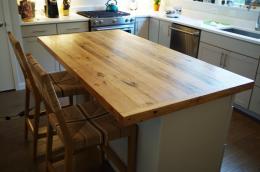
[166,0,258,21]
[34,0,153,11]
[165,0,259,29]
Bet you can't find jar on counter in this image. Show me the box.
[18,0,35,21]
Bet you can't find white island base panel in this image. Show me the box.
[109,96,233,172]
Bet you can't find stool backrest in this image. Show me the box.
[7,32,38,95]
[27,55,72,145]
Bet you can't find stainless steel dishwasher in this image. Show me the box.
[170,23,201,58]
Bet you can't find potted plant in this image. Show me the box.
[154,0,160,11]
[62,0,71,16]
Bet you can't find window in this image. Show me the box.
[233,0,245,5]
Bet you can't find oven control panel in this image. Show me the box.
[91,17,135,27]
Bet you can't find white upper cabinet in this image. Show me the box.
[149,18,159,43]
[135,17,149,39]
[158,20,171,48]
[198,42,222,67]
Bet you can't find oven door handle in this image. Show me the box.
[169,26,200,36]
[94,26,132,31]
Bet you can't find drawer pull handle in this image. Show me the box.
[67,28,81,30]
[169,26,200,36]
[32,30,46,33]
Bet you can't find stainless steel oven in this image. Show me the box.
[170,23,201,58]
[77,11,135,34]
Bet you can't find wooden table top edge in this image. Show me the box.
[120,81,254,126]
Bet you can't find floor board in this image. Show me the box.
[0,91,260,172]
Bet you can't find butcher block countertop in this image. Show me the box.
[38,30,254,126]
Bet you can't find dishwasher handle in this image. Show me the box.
[169,26,200,36]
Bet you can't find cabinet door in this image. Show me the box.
[149,18,159,43]
[158,20,171,48]
[23,37,59,72]
[135,17,149,39]
[224,52,258,108]
[198,42,222,67]
[249,86,260,117]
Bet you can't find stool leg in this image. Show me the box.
[24,85,30,140]
[64,147,73,172]
[69,96,74,106]
[46,120,53,172]
[127,126,138,172]
[33,96,41,160]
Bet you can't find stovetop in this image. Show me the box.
[77,10,130,18]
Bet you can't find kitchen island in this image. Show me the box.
[38,30,254,172]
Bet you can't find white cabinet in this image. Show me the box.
[23,37,59,72]
[224,51,258,108]
[199,31,259,110]
[22,24,59,72]
[135,17,149,39]
[249,86,260,117]
[198,42,222,67]
[158,20,171,48]
[149,18,159,43]
[22,22,90,73]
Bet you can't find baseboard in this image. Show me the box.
[233,104,260,121]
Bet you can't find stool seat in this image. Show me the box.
[49,101,108,128]
[50,71,85,97]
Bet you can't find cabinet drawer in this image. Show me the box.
[200,31,260,59]
[22,24,57,37]
[57,22,89,34]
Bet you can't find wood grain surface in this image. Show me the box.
[38,30,254,126]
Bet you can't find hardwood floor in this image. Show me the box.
[0,90,260,172]
[221,110,260,172]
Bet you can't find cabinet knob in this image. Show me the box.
[0,22,4,28]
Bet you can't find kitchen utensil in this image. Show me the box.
[106,0,118,12]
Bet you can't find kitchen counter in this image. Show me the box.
[20,13,89,26]
[20,9,260,45]
[131,10,260,45]
[38,30,254,172]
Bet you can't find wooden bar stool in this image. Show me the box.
[27,55,138,172]
[8,32,90,160]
